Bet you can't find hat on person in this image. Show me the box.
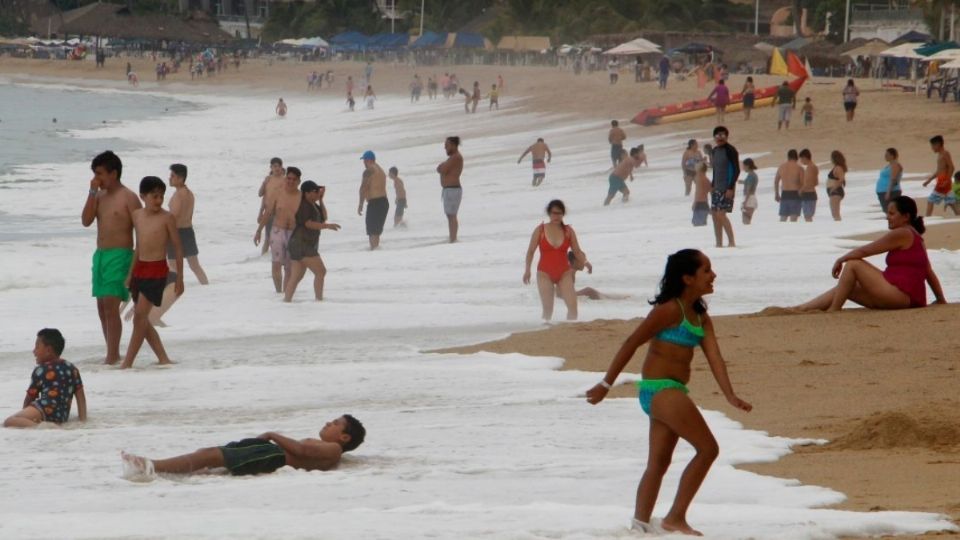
[361,150,376,161]
[301,180,320,193]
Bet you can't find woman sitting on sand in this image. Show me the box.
[793,196,946,311]
[523,200,589,321]
[587,249,752,535]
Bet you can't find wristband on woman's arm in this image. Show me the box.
[599,380,612,389]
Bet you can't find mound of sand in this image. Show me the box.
[828,411,960,451]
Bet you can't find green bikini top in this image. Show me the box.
[655,300,704,348]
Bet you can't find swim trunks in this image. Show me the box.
[928,190,957,205]
[610,143,623,163]
[801,191,817,219]
[608,174,627,197]
[219,438,287,476]
[270,227,292,265]
[395,198,407,222]
[532,159,546,177]
[26,359,83,424]
[742,93,755,108]
[710,189,734,213]
[779,190,801,217]
[843,101,856,112]
[130,259,169,307]
[442,186,462,216]
[637,379,689,416]
[692,201,709,226]
[92,248,133,301]
[166,227,199,259]
[365,196,389,236]
[778,104,792,122]
[934,173,953,195]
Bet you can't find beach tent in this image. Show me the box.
[671,42,719,55]
[330,31,369,51]
[452,32,486,49]
[498,36,552,52]
[940,58,960,69]
[410,31,447,49]
[915,41,959,57]
[366,33,408,50]
[894,30,932,43]
[842,39,889,58]
[278,37,329,49]
[880,42,924,59]
[927,48,960,61]
[602,37,660,55]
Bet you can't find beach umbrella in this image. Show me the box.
[915,41,959,57]
[602,37,661,56]
[927,48,960,61]
[940,58,960,69]
[671,42,719,55]
[842,40,890,58]
[879,42,924,59]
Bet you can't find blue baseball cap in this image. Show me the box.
[361,150,376,161]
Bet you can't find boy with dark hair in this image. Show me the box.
[709,126,739,247]
[389,166,407,227]
[166,163,208,285]
[4,329,87,428]
[81,150,142,365]
[121,415,366,479]
[120,177,184,369]
[923,135,958,216]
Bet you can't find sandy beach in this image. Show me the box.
[2,53,960,538]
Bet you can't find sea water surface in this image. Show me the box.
[0,81,957,539]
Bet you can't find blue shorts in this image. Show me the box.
[876,190,901,210]
[929,190,957,205]
[608,174,627,196]
[779,191,801,217]
[611,144,623,163]
[692,201,709,226]
[801,192,817,219]
[710,190,734,213]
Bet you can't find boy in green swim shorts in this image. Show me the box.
[81,151,142,365]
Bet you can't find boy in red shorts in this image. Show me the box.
[4,329,87,428]
[120,176,184,369]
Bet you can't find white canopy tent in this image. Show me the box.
[602,37,661,56]
[278,37,329,49]
[927,48,960,61]
[940,58,960,69]
[879,42,924,59]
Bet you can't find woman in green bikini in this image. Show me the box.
[586,249,752,536]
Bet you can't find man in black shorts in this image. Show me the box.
[357,150,389,250]
[121,415,365,479]
[709,126,739,248]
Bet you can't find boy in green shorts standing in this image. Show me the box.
[81,151,142,365]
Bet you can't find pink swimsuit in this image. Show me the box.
[882,229,929,307]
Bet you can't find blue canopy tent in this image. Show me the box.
[410,31,447,49]
[453,32,485,49]
[366,33,409,51]
[330,31,369,52]
[894,30,932,44]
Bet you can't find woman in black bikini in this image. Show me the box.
[826,151,847,221]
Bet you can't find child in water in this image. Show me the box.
[691,162,710,227]
[346,91,355,112]
[741,158,759,224]
[801,97,814,127]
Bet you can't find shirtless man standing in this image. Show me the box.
[357,151,389,250]
[798,149,819,222]
[603,148,639,205]
[608,120,626,166]
[166,164,208,284]
[255,167,302,292]
[437,136,464,243]
[81,151,141,365]
[774,149,804,222]
[276,98,287,117]
[518,138,552,187]
[121,415,366,480]
[922,135,958,216]
[258,158,286,255]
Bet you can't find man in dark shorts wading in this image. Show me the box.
[709,126,739,248]
[166,163,208,284]
[81,151,142,365]
[121,415,365,479]
[437,136,464,243]
[358,150,389,250]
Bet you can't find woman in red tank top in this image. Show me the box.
[523,200,590,321]
[792,196,946,311]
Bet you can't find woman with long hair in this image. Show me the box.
[284,182,340,302]
[793,196,946,311]
[826,150,848,221]
[680,139,703,196]
[523,200,589,321]
[587,249,752,535]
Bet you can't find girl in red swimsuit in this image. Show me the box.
[792,196,947,311]
[523,200,590,321]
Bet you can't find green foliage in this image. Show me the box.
[0,12,28,35]
[811,0,844,39]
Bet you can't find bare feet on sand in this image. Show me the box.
[121,451,156,482]
[661,518,703,536]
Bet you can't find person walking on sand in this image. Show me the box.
[774,149,804,222]
[522,200,588,321]
[707,80,730,123]
[165,164,208,284]
[81,151,141,365]
[798,149,819,222]
[389,167,407,227]
[258,157,286,256]
[285,182,340,302]
[681,140,703,196]
[276,98,287,118]
[826,151,847,221]
[518,138,552,187]
[773,81,795,130]
[741,77,755,120]
[658,56,670,89]
[586,249,752,535]
[255,167,302,293]
[608,120,627,167]
[842,79,859,122]
[437,136,464,243]
[790,196,946,311]
[709,126,738,247]
[876,148,903,211]
[922,135,958,216]
[357,151,389,250]
[740,158,759,225]
[120,176,184,369]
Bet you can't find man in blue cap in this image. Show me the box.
[358,150,389,250]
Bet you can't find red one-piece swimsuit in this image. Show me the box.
[537,224,571,283]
